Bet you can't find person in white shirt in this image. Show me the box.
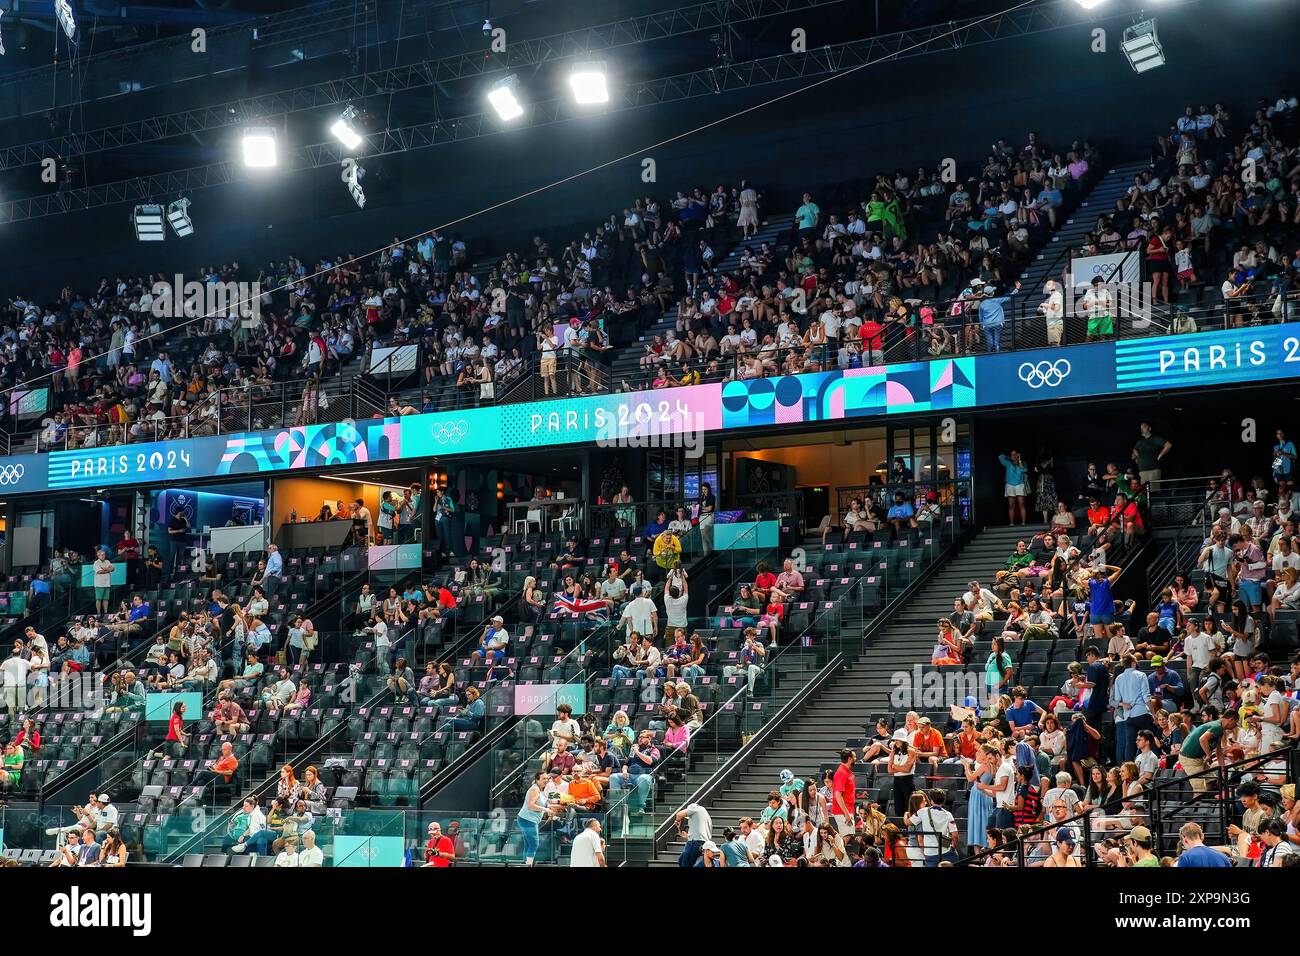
[620,592,658,640]
[298,830,324,867]
[549,703,581,747]
[962,581,1003,622]
[913,789,960,865]
[2,646,32,724]
[228,797,267,853]
[1038,279,1064,346]
[365,614,390,671]
[274,835,300,867]
[991,754,1017,829]
[570,819,607,867]
[1182,619,1220,690]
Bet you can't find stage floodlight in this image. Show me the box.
[1121,20,1165,73]
[342,162,366,208]
[570,61,609,105]
[133,204,166,242]
[330,105,364,151]
[242,127,278,168]
[167,198,194,237]
[1074,0,1107,8]
[55,0,76,40]
[487,75,525,121]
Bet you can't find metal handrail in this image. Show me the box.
[959,739,1300,867]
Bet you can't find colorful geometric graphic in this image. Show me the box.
[217,418,401,475]
[721,359,976,428]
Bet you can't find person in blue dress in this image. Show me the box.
[964,746,996,848]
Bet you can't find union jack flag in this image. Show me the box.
[552,593,608,617]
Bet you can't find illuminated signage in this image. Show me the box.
[5,324,1300,496]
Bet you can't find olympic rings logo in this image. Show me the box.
[0,464,25,485]
[430,420,470,444]
[1018,359,1071,389]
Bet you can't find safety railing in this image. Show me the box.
[959,740,1300,867]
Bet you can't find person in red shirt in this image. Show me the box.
[115,535,142,560]
[1085,497,1111,535]
[424,822,455,867]
[753,562,777,604]
[830,749,857,837]
[911,717,947,771]
[857,317,885,365]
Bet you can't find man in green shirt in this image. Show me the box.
[1124,825,1159,866]
[1132,422,1173,485]
[1178,711,1237,794]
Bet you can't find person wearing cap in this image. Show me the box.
[778,768,805,813]
[1147,657,1186,711]
[470,615,510,665]
[694,839,722,868]
[975,278,1021,353]
[912,716,946,770]
[1043,826,1081,867]
[422,821,455,867]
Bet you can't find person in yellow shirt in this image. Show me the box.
[653,529,682,571]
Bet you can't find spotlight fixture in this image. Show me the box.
[569,61,609,105]
[482,18,493,35]
[55,0,77,40]
[242,126,278,168]
[1121,20,1165,73]
[167,198,194,237]
[1073,0,1107,8]
[330,105,364,151]
[487,75,524,121]
[132,204,166,242]
[342,161,366,208]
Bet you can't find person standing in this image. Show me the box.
[697,482,716,555]
[570,818,607,867]
[92,549,115,616]
[675,802,713,868]
[1038,279,1064,346]
[263,544,283,597]
[998,450,1029,526]
[516,770,549,867]
[830,748,857,838]
[1112,654,1154,764]
[1131,422,1173,486]
[1035,450,1059,525]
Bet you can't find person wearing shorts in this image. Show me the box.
[91,549,115,616]
[1082,276,1114,341]
[1178,712,1236,794]
[998,450,1029,525]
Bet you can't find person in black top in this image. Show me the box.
[1078,463,1107,503]
[889,457,914,488]
[166,510,191,557]
[698,482,716,555]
